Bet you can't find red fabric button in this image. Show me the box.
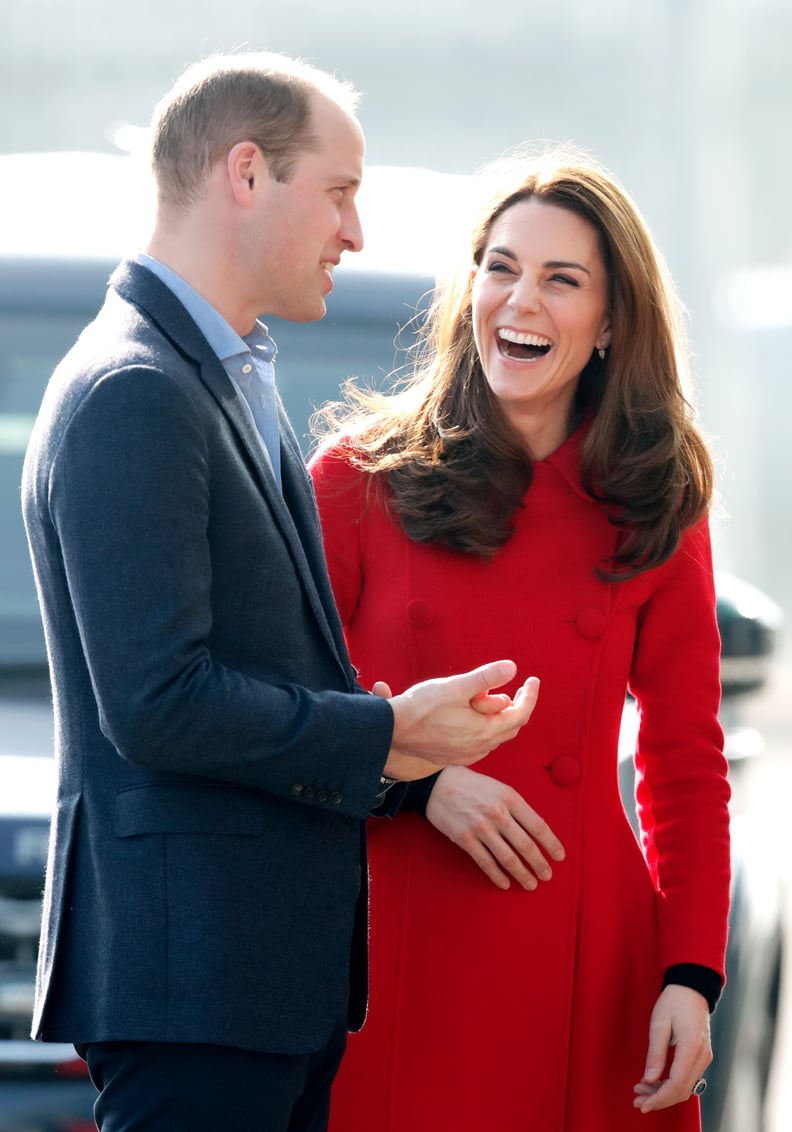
[548,755,581,787]
[575,607,607,639]
[406,600,434,627]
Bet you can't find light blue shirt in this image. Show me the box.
[136,253,281,487]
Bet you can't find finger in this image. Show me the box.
[512,676,541,714]
[371,680,393,699]
[509,827,564,876]
[470,691,512,714]
[642,1021,670,1085]
[635,1039,689,1112]
[512,805,566,862]
[456,838,515,891]
[450,659,518,698]
[634,1077,691,1113]
[467,804,562,888]
[470,677,540,743]
[479,835,543,890]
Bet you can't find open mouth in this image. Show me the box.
[497,328,552,361]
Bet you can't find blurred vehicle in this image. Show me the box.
[0,152,786,1132]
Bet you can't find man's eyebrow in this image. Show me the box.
[487,246,591,276]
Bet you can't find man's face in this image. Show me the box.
[246,96,365,323]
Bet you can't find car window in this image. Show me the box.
[0,310,92,664]
[0,264,432,666]
[269,307,423,450]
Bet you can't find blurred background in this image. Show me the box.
[1,0,790,1127]
[2,0,791,662]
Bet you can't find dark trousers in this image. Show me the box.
[77,1022,347,1132]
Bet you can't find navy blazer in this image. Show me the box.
[21,259,394,1054]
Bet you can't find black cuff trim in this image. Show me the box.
[399,772,442,816]
[662,963,723,1013]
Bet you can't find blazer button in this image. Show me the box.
[329,792,343,806]
[315,790,328,803]
[574,607,607,639]
[548,755,581,787]
[406,599,434,627]
[303,786,316,800]
[290,784,304,797]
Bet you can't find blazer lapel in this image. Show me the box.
[278,411,352,669]
[200,357,353,681]
[110,260,353,683]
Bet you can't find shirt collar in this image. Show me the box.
[136,252,275,364]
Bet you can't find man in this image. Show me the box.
[21,52,540,1132]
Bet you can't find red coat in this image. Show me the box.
[309,425,731,1132]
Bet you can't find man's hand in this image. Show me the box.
[382,660,539,780]
[425,766,565,890]
[633,985,712,1113]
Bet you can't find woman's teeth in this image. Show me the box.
[497,328,552,359]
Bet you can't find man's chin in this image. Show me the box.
[271,297,327,324]
[302,297,328,323]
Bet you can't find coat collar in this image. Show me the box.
[538,418,596,503]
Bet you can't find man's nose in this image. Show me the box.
[341,202,364,253]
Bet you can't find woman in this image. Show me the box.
[309,148,730,1132]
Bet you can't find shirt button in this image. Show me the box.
[575,608,607,639]
[241,362,253,374]
[548,755,581,787]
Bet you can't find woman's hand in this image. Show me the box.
[633,985,713,1112]
[425,765,565,890]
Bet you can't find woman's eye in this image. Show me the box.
[486,261,514,275]
[550,273,579,287]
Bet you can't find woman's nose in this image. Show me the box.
[507,276,540,312]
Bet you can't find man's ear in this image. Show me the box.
[227,142,266,206]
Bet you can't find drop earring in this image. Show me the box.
[597,344,607,361]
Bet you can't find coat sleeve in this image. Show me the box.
[629,518,731,978]
[39,366,393,817]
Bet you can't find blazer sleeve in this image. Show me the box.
[629,518,731,978]
[41,365,393,818]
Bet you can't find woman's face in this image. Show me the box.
[471,196,611,457]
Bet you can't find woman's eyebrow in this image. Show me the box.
[545,259,591,275]
[488,245,517,261]
[486,247,591,276]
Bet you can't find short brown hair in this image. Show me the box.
[150,51,360,209]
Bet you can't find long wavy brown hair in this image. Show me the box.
[313,147,714,579]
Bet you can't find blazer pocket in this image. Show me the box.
[114,781,266,838]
